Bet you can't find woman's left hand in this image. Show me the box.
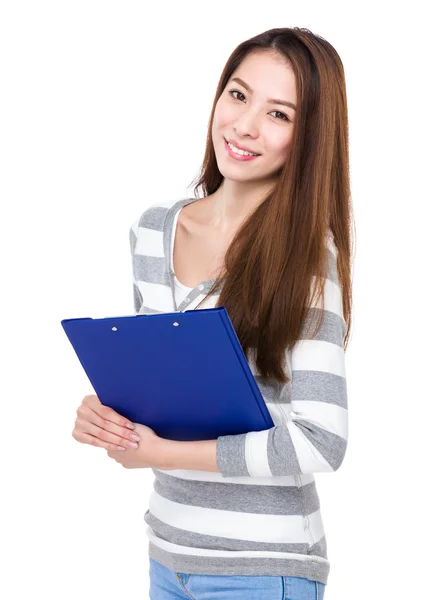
[106,423,166,469]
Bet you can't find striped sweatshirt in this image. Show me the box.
[129,196,349,585]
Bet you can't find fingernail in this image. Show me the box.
[130,434,140,441]
[126,423,135,429]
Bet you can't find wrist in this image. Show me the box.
[156,437,178,470]
[156,437,219,472]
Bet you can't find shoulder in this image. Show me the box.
[130,197,192,236]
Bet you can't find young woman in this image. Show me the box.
[73,26,353,600]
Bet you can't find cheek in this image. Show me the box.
[213,101,237,131]
[267,130,293,160]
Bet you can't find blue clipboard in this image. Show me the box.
[61,306,274,441]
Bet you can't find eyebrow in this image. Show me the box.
[230,77,297,111]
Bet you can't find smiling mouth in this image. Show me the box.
[224,138,261,157]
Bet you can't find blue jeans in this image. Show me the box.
[149,558,326,599]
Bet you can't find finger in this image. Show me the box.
[75,430,129,452]
[83,394,135,430]
[77,404,138,445]
[75,417,139,450]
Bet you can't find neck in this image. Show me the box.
[205,177,275,232]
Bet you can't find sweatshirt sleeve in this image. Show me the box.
[216,237,348,478]
[129,215,143,314]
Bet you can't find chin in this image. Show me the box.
[217,163,256,183]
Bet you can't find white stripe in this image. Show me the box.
[326,234,337,258]
[147,528,329,563]
[247,356,259,377]
[286,422,334,473]
[267,402,291,426]
[278,401,348,440]
[136,227,164,257]
[306,508,327,545]
[149,491,314,544]
[290,339,346,378]
[325,279,344,318]
[196,293,220,309]
[309,276,343,319]
[155,469,315,487]
[137,281,175,312]
[130,218,139,235]
[245,430,272,477]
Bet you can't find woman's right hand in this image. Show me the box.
[72,394,140,452]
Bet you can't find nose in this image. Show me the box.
[233,109,260,139]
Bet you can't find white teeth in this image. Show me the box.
[227,141,258,156]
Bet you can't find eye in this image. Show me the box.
[228,90,290,122]
[229,89,246,102]
[270,110,289,122]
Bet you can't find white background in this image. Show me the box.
[1,1,440,599]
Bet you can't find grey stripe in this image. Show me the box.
[324,246,338,284]
[267,424,301,476]
[302,307,347,345]
[295,421,348,471]
[255,371,347,408]
[129,225,137,256]
[139,205,169,230]
[149,542,329,584]
[291,370,348,408]
[216,432,249,477]
[309,535,327,560]
[153,470,320,515]
[254,376,288,402]
[133,255,169,286]
[132,283,142,313]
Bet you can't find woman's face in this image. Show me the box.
[212,50,297,184]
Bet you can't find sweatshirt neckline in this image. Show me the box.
[165,197,218,291]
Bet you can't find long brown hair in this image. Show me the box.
[190,27,354,383]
